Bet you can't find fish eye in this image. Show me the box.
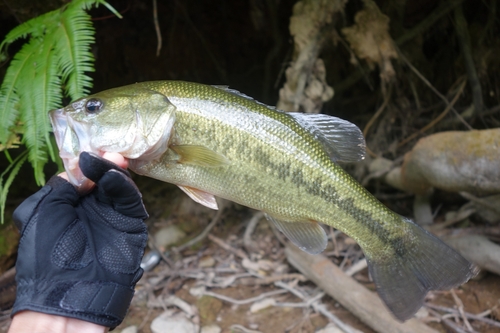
[85,98,103,114]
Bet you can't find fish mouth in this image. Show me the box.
[49,108,98,190]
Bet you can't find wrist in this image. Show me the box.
[9,311,108,333]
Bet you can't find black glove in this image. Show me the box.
[11,152,148,328]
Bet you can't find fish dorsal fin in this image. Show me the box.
[213,85,278,110]
[265,214,327,254]
[171,145,229,167]
[289,113,366,163]
[178,185,219,210]
[213,85,255,101]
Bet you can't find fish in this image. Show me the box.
[49,80,478,321]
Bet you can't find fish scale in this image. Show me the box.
[50,80,478,321]
[145,82,398,247]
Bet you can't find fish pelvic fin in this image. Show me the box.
[178,185,219,210]
[366,217,479,321]
[265,214,327,254]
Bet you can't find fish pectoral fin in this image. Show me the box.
[171,145,229,167]
[289,113,366,163]
[265,214,327,254]
[178,185,219,210]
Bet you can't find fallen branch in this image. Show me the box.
[427,308,473,333]
[208,234,248,260]
[285,244,440,333]
[275,281,361,333]
[243,211,264,252]
[201,288,287,305]
[425,303,500,329]
[450,289,474,332]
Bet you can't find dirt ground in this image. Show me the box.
[110,179,500,333]
[0,169,500,333]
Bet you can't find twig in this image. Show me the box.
[329,228,340,257]
[427,308,472,333]
[241,273,307,285]
[430,207,475,231]
[208,234,248,260]
[174,206,224,252]
[363,85,392,157]
[152,0,162,56]
[459,192,500,215]
[274,281,359,333]
[425,303,500,329]
[229,324,263,333]
[243,211,264,252]
[454,3,484,116]
[202,289,287,305]
[397,78,467,148]
[344,259,367,277]
[399,52,473,130]
[451,289,474,332]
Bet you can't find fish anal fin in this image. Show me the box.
[265,214,327,254]
[171,145,229,167]
[178,185,218,210]
[289,113,366,163]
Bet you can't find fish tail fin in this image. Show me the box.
[366,217,479,321]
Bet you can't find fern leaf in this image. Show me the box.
[0,0,121,222]
[0,10,61,50]
[33,35,63,162]
[0,150,28,224]
[17,38,48,185]
[0,41,35,144]
[55,6,95,99]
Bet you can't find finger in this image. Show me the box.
[57,171,69,181]
[102,152,129,169]
[98,170,148,220]
[79,152,131,183]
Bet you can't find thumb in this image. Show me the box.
[98,170,149,220]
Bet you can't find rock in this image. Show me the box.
[199,256,216,268]
[119,326,138,333]
[445,235,500,276]
[196,295,223,324]
[201,324,222,333]
[400,129,500,195]
[316,323,344,333]
[250,298,276,313]
[154,225,186,249]
[151,310,199,333]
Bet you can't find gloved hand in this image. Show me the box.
[11,152,148,328]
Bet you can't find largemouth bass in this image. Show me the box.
[49,81,477,321]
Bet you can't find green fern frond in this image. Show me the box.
[0,0,120,222]
[33,36,63,162]
[0,10,61,50]
[17,38,49,185]
[0,150,28,224]
[56,7,95,99]
[0,41,35,144]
